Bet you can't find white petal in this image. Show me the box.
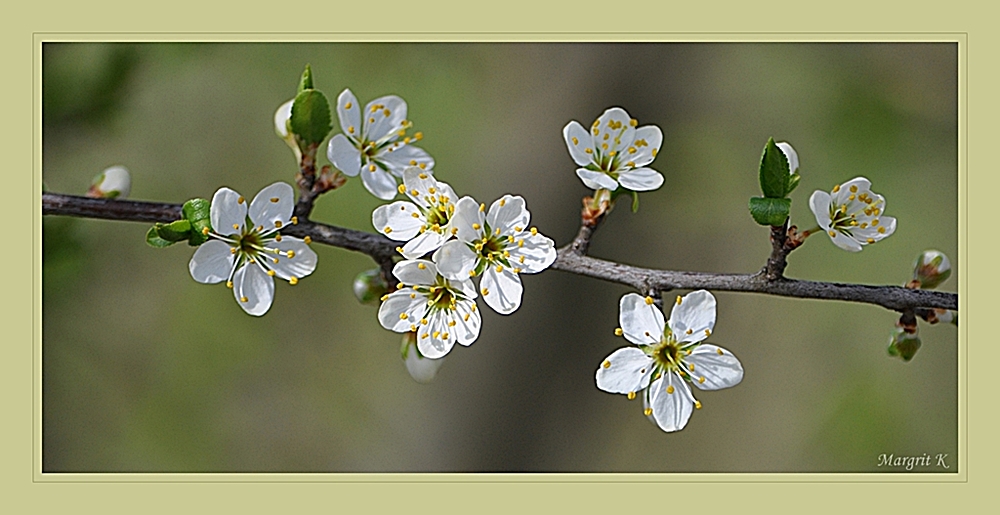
[481,265,523,315]
[327,134,361,177]
[336,89,361,141]
[188,240,235,284]
[94,166,131,198]
[616,167,664,192]
[433,240,479,281]
[274,99,293,138]
[775,142,799,174]
[360,166,400,200]
[619,293,664,346]
[416,312,455,359]
[373,201,424,241]
[809,190,833,228]
[378,290,427,332]
[451,196,485,243]
[401,230,448,260]
[233,261,274,316]
[595,347,654,394]
[392,259,439,286]
[402,167,446,209]
[453,299,481,345]
[267,237,318,281]
[576,169,619,191]
[449,277,478,301]
[210,187,247,237]
[507,232,556,274]
[595,107,636,156]
[875,216,897,240]
[404,342,445,384]
[486,195,529,236]
[685,344,744,391]
[563,120,595,167]
[649,374,694,433]
[668,290,716,344]
[249,182,294,231]
[377,144,434,177]
[364,95,407,142]
[626,126,663,169]
[831,230,863,252]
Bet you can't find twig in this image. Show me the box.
[41,192,957,312]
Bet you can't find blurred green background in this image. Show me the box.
[42,43,958,473]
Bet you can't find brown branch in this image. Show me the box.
[41,192,957,312]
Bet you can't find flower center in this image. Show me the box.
[651,335,682,372]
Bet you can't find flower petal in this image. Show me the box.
[626,125,663,169]
[373,201,425,241]
[775,142,799,174]
[595,107,636,156]
[453,299,481,346]
[327,134,362,177]
[833,177,872,207]
[480,265,523,315]
[267,237,317,281]
[378,290,428,332]
[404,341,445,384]
[233,261,274,316]
[210,187,247,237]
[360,165,400,200]
[336,88,361,141]
[377,144,434,177]
[595,347,654,394]
[830,230,863,252]
[649,374,694,433]
[451,196,484,243]
[619,293,664,346]
[433,240,479,281]
[364,95,407,142]
[401,230,448,260]
[576,169,619,191]
[417,311,456,359]
[274,99,293,138]
[563,120,595,167]
[188,240,235,284]
[809,190,833,228]
[668,290,717,344]
[486,195,529,236]
[402,167,439,210]
[685,344,744,391]
[507,233,556,274]
[393,259,438,286]
[616,167,664,192]
[249,182,294,231]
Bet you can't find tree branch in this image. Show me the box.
[41,192,957,312]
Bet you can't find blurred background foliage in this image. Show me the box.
[42,43,957,472]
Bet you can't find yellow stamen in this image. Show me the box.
[602,360,611,369]
[384,227,393,234]
[614,328,623,336]
[482,288,490,296]
[829,230,837,237]
[417,263,426,270]
[469,270,477,277]
[878,226,886,234]
[495,265,503,273]
[694,400,702,410]
[201,227,210,235]
[464,313,471,321]
[716,348,724,355]
[289,277,298,285]
[627,391,636,400]
[421,319,428,325]
[518,255,525,264]
[645,296,654,305]
[867,238,875,243]
[472,223,481,230]
[291,216,298,225]
[500,198,506,207]
[644,408,653,416]
[286,250,295,258]
[267,270,275,277]
[676,295,682,305]
[230,248,237,254]
[666,385,675,394]
[232,223,239,230]
[686,329,693,335]
[698,376,705,384]
[400,313,409,320]
[419,163,427,170]
[832,184,841,193]
[530,227,537,236]
[226,281,233,289]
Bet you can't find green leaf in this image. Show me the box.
[182,198,211,246]
[787,172,801,195]
[154,219,192,242]
[297,64,314,93]
[759,137,791,198]
[290,89,332,146]
[748,196,791,226]
[145,226,177,248]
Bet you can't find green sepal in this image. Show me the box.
[146,226,178,248]
[748,197,791,226]
[182,198,211,246]
[290,89,332,147]
[787,172,801,195]
[156,219,192,242]
[631,190,640,213]
[297,64,314,93]
[759,137,791,198]
[888,337,921,362]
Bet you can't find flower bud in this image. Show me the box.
[401,332,444,384]
[353,268,389,305]
[86,166,131,199]
[274,99,302,161]
[887,325,921,362]
[911,250,951,289]
[927,308,956,326]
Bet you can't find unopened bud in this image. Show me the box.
[86,166,131,199]
[927,308,956,326]
[911,250,951,289]
[353,268,389,305]
[401,332,444,384]
[887,325,921,362]
[274,99,302,161]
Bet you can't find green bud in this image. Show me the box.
[912,250,951,289]
[87,165,131,199]
[887,326,921,362]
[353,268,389,305]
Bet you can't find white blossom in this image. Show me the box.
[378,260,481,359]
[433,195,556,315]
[372,168,465,259]
[188,182,317,316]
[809,177,896,252]
[596,291,743,433]
[327,89,434,200]
[563,107,664,192]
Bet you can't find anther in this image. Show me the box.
[302,236,312,244]
[369,164,377,172]
[833,184,841,193]
[383,108,390,117]
[472,223,481,230]
[421,333,429,339]
[238,196,245,204]
[518,240,524,248]
[348,126,355,134]
[400,313,408,320]
[240,296,248,303]
[421,319,428,325]
[397,184,406,194]
[705,329,711,337]
[495,265,503,273]
[850,185,858,193]
[410,324,417,332]
[448,320,456,327]
[518,256,525,264]
[267,270,275,277]
[614,328,623,336]
[384,226,393,234]
[418,263,426,270]
[410,293,416,299]
[273,258,279,264]
[230,248,237,254]
[645,296,654,305]
[694,400,702,410]
[233,223,239,230]
[286,250,295,258]
[494,227,501,236]
[201,227,210,235]
[716,348,724,355]
[464,313,471,321]
[226,281,233,289]
[345,101,352,109]
[469,270,476,277]
[418,163,426,169]
[571,137,579,145]
[275,220,282,228]
[686,329,693,335]
[872,219,879,226]
[651,148,658,157]
[867,238,874,243]
[878,226,886,234]
[482,288,490,296]
[644,408,653,416]
[584,148,592,154]
[688,363,695,371]
[291,217,298,225]
[442,332,449,339]
[698,376,705,384]
[530,227,537,236]
[828,230,837,237]
[676,296,682,305]
[428,187,436,194]
[500,198,506,207]
[627,391,636,400]
[666,385,675,394]
[380,294,389,302]
[411,189,419,196]
[433,331,440,338]
[602,360,611,369]
[452,228,458,235]
[289,277,298,285]
[514,226,522,232]
[848,194,855,201]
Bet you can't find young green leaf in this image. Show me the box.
[146,226,178,248]
[290,89,332,146]
[759,137,791,198]
[748,196,791,226]
[182,198,211,245]
[787,172,801,195]
[297,64,314,93]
